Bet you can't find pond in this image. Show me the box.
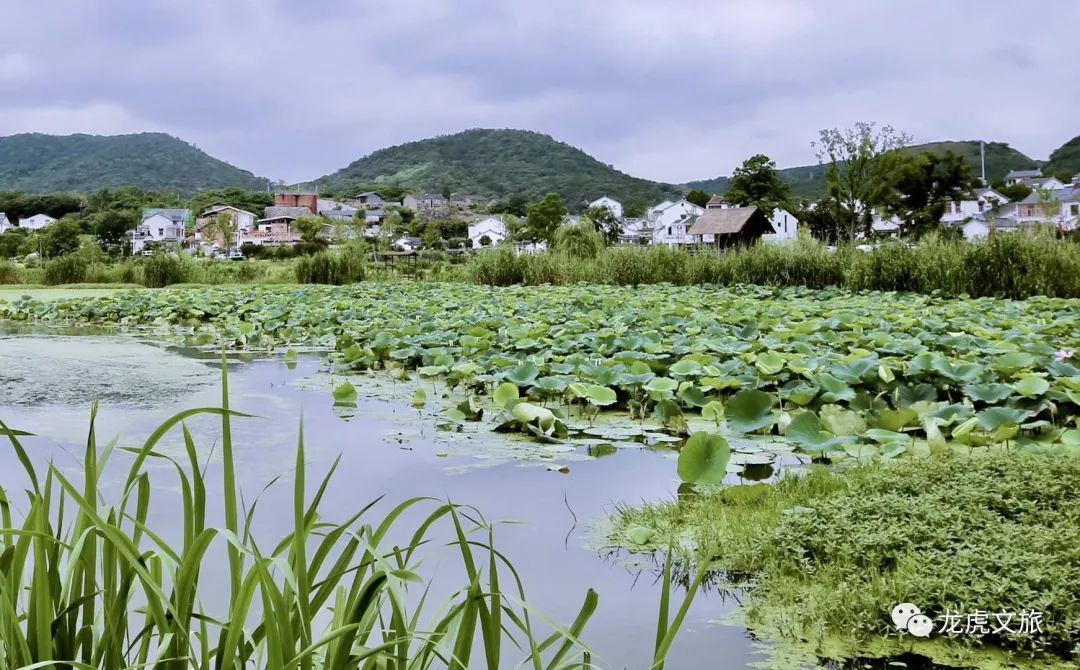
[0,327,771,669]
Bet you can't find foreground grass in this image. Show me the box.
[0,365,600,669]
[612,453,1080,668]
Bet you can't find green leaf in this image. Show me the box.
[585,384,618,406]
[725,390,776,434]
[701,400,725,424]
[644,377,679,393]
[964,383,1014,404]
[505,361,540,385]
[977,407,1032,431]
[755,352,785,376]
[786,412,853,452]
[411,388,426,408]
[332,381,357,404]
[669,359,703,377]
[820,404,866,436]
[625,526,655,545]
[493,382,519,409]
[1011,374,1049,397]
[677,432,731,485]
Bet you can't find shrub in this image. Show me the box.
[43,254,89,285]
[142,253,191,288]
[467,245,524,286]
[554,222,605,259]
[0,260,22,284]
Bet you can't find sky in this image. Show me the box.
[1,0,1078,184]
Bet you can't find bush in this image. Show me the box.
[142,253,192,288]
[554,222,605,259]
[43,254,90,285]
[0,261,23,284]
[467,246,524,286]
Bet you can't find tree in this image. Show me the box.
[992,180,1033,202]
[554,221,604,259]
[0,229,27,259]
[524,193,568,243]
[295,216,325,246]
[813,122,912,241]
[624,203,647,219]
[584,205,620,243]
[188,189,273,219]
[92,209,139,255]
[490,193,530,217]
[723,154,791,214]
[685,190,711,208]
[41,218,84,257]
[790,200,842,243]
[206,211,238,255]
[887,150,976,237]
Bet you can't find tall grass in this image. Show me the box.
[295,248,367,285]
[465,233,1080,298]
[0,362,599,668]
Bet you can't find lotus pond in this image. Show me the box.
[2,282,1079,668]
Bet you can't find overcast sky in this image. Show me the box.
[1,0,1077,184]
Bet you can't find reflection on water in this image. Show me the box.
[0,330,771,669]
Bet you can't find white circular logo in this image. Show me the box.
[891,603,922,630]
[907,614,934,638]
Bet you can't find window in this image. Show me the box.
[158,228,164,236]
[667,226,672,236]
[1072,204,1079,215]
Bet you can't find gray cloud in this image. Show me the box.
[1,0,1077,184]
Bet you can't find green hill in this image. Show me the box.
[310,128,680,210]
[0,132,268,196]
[686,140,1041,199]
[1044,136,1080,176]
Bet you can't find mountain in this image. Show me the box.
[310,128,680,210]
[1044,136,1080,176]
[685,140,1041,199]
[0,132,268,196]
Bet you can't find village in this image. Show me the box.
[0,164,1078,260]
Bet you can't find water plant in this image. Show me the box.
[5,282,1079,460]
[0,363,599,668]
[611,452,1080,668]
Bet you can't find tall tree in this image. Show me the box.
[41,218,84,257]
[206,211,238,255]
[813,122,912,241]
[525,193,568,244]
[584,205,620,243]
[685,190,711,208]
[887,150,976,237]
[723,154,791,214]
[92,209,139,255]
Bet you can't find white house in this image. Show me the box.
[941,187,1011,224]
[589,196,624,220]
[1014,188,1080,229]
[131,209,190,254]
[0,213,13,233]
[648,199,704,246]
[468,216,508,247]
[19,213,57,230]
[1004,169,1042,186]
[762,209,799,242]
[198,205,256,231]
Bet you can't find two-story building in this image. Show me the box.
[941,187,1011,224]
[131,209,190,254]
[647,199,704,246]
[194,205,257,248]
